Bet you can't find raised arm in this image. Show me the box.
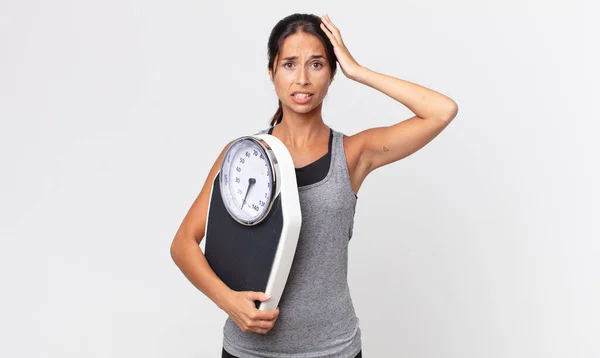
[347,66,458,173]
[319,14,458,187]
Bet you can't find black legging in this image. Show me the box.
[222,348,362,357]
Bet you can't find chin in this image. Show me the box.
[285,101,321,114]
[294,106,316,114]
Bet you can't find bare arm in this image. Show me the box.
[170,137,280,334]
[169,142,233,310]
[318,14,458,174]
[349,66,459,173]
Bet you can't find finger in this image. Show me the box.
[269,307,280,320]
[320,22,338,46]
[256,310,278,321]
[320,17,334,35]
[322,15,343,42]
[320,21,332,36]
[249,323,265,334]
[252,318,273,331]
[322,22,343,47]
[248,318,262,330]
[247,291,270,302]
[259,320,275,333]
[324,14,336,30]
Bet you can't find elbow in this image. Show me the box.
[170,238,182,263]
[170,233,202,263]
[438,100,458,122]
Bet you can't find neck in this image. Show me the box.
[274,104,329,149]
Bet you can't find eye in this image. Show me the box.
[312,62,324,69]
[283,62,294,69]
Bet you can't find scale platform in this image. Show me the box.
[203,134,301,311]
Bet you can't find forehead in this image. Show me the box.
[278,32,326,58]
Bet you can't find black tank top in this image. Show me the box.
[267,126,332,187]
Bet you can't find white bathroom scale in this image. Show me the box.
[203,133,302,311]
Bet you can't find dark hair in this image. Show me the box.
[267,13,337,127]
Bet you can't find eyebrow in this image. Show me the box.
[280,55,326,62]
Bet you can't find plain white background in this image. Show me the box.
[1,0,597,357]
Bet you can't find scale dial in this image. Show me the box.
[219,136,277,226]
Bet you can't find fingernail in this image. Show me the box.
[264,294,271,299]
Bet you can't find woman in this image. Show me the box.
[170,13,458,358]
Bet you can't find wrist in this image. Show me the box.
[349,65,370,83]
[215,286,234,311]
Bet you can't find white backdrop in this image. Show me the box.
[1,1,597,357]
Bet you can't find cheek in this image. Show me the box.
[315,71,332,86]
[315,79,331,97]
[273,81,288,99]
[273,74,291,91]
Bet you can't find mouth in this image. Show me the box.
[291,92,313,99]
[290,92,313,104]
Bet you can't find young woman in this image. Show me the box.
[170,13,458,358]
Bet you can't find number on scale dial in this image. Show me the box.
[220,137,275,225]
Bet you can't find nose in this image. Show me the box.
[295,66,309,86]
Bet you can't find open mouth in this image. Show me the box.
[292,93,312,99]
[290,93,313,104]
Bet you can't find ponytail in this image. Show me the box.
[269,100,283,127]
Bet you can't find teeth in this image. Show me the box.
[294,93,310,98]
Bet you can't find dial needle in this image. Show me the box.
[241,177,256,209]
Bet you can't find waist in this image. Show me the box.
[223,318,361,358]
[223,286,360,357]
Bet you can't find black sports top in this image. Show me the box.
[267,126,333,187]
